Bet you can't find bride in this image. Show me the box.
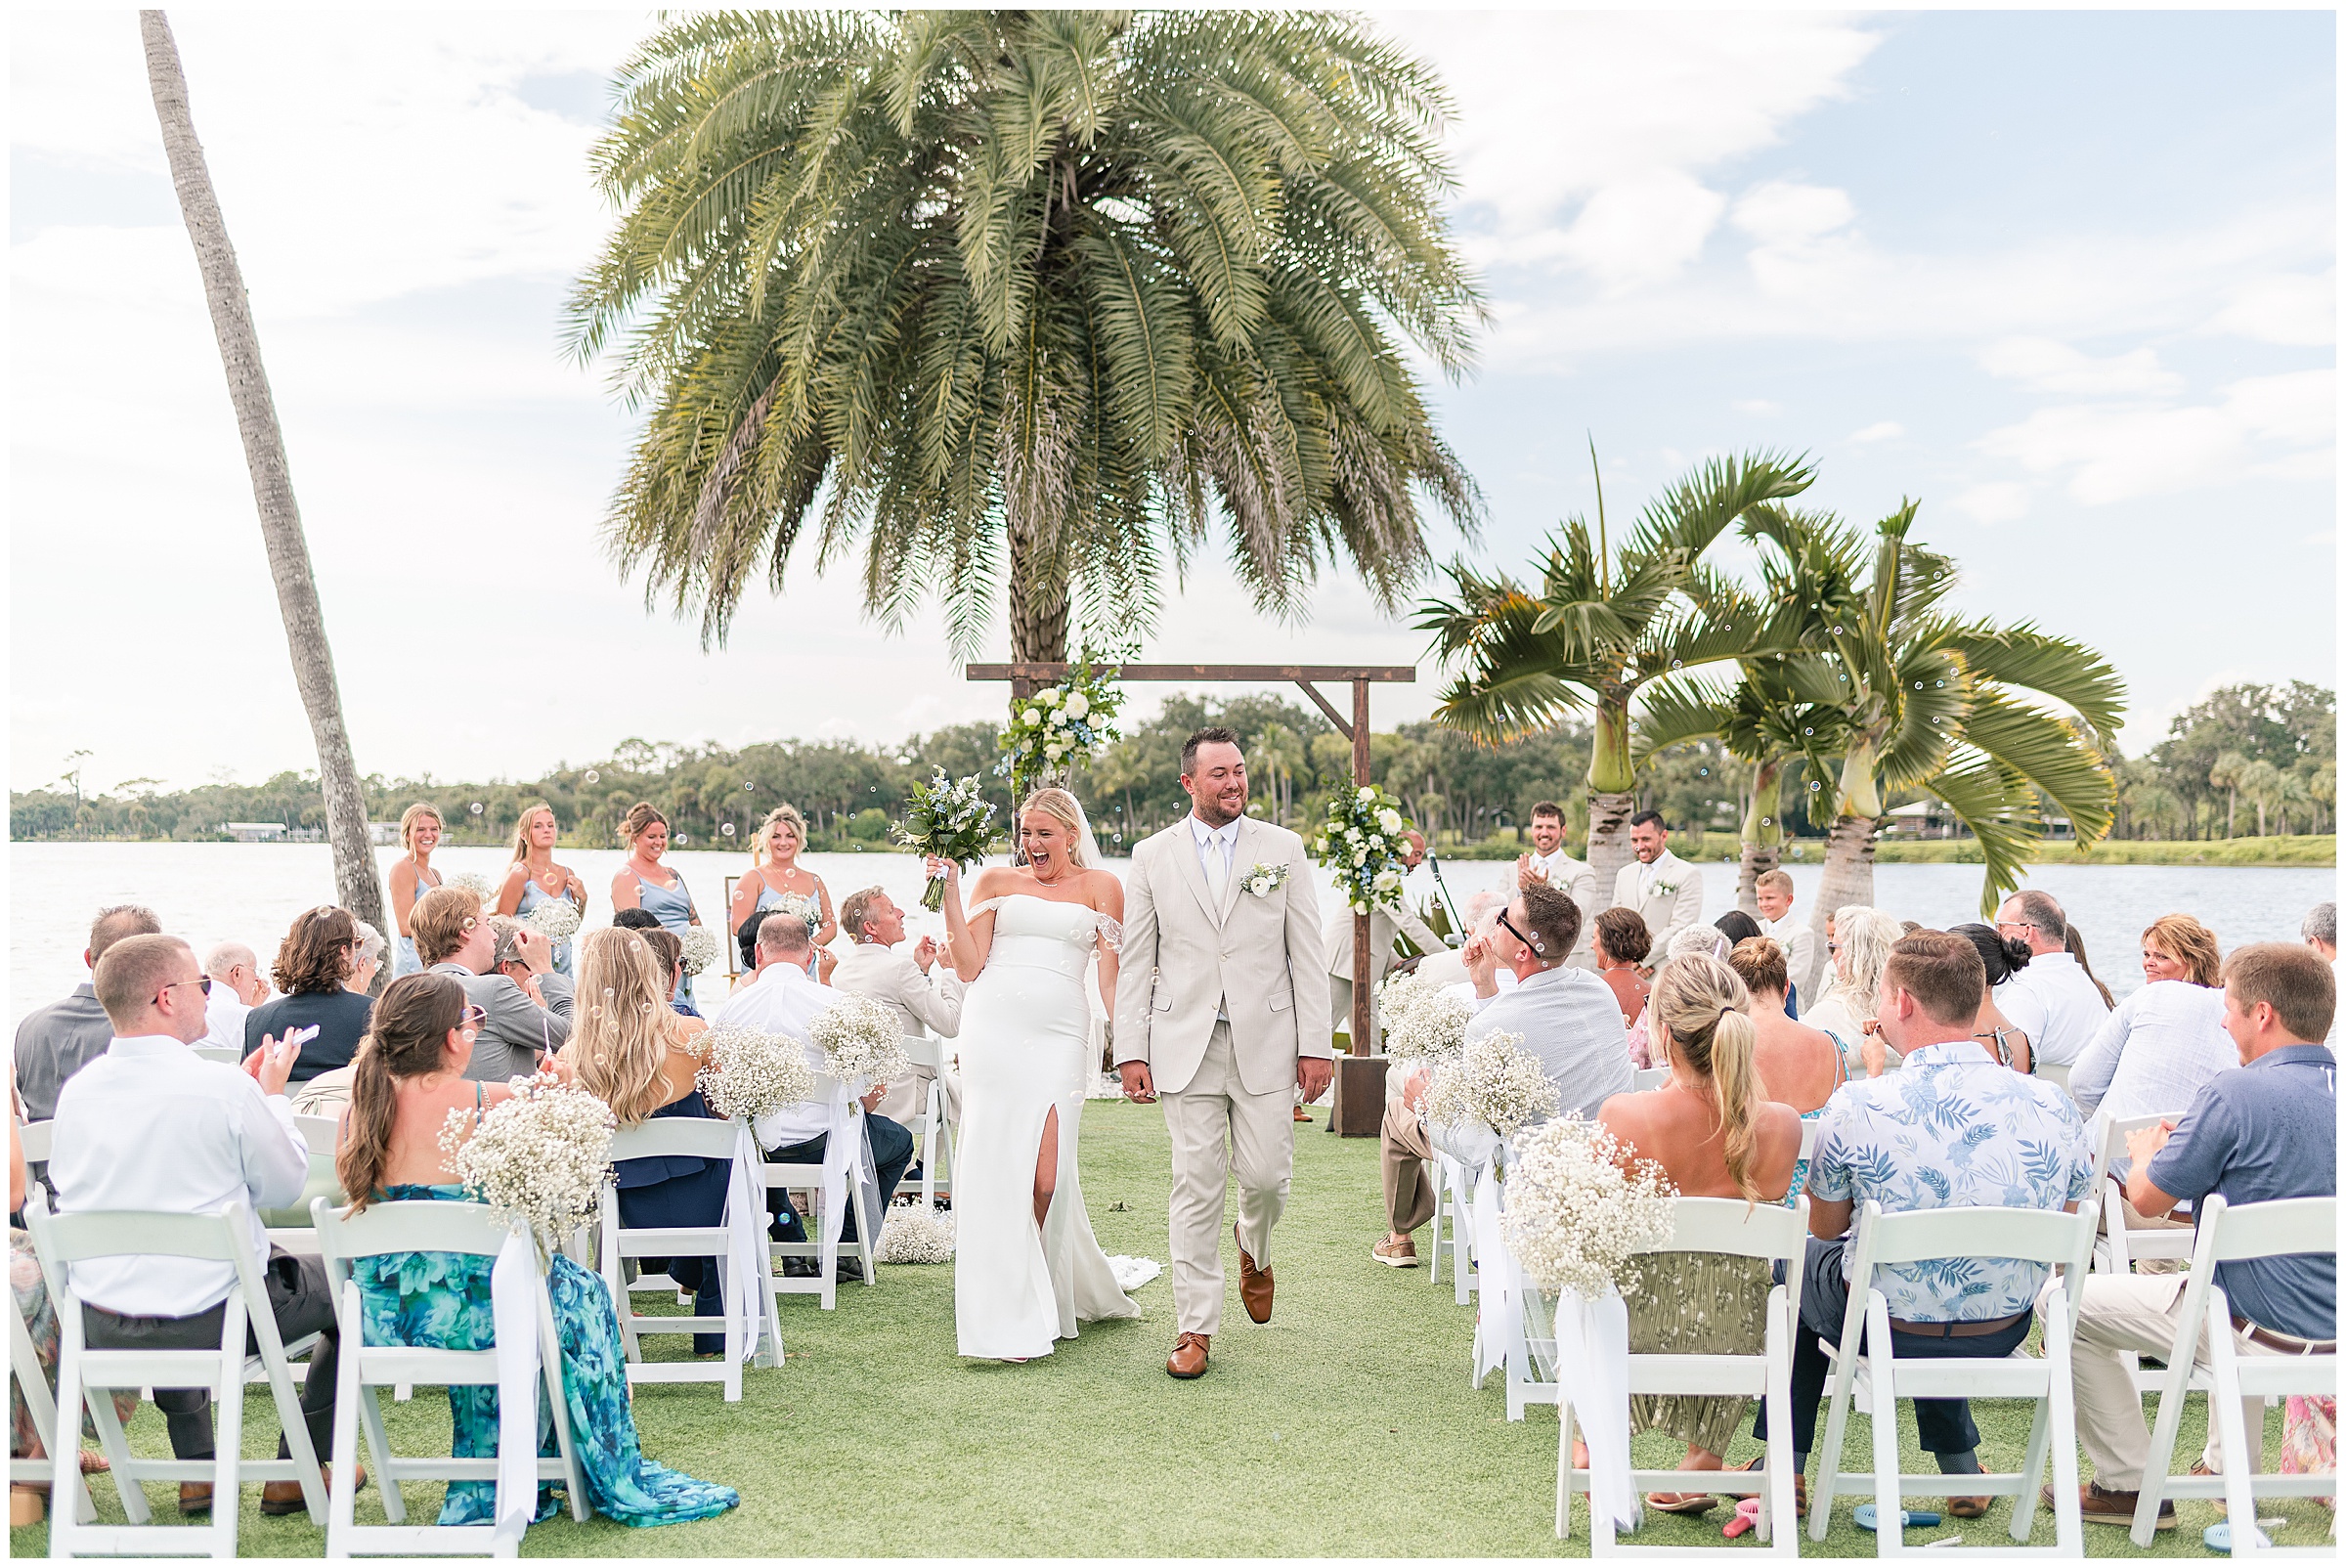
[928,786,1141,1361]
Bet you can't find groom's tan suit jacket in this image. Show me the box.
[1113,815,1332,1097]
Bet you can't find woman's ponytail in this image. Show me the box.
[1650,953,1766,1203]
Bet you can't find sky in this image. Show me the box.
[9,6,2335,796]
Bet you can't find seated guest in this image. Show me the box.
[1754,869,1815,1002]
[413,887,572,1081]
[1991,890,2111,1091]
[348,922,386,996]
[1725,936,1843,1200]
[2302,901,2337,1045]
[559,930,728,1355]
[244,905,373,1082]
[2070,914,2232,1123]
[1599,954,1802,1512]
[194,940,269,1056]
[832,886,965,1131]
[15,905,161,1122]
[336,973,736,1528]
[51,934,349,1517]
[1325,829,1447,1031]
[1714,910,1763,948]
[1414,890,1506,991]
[1754,931,2093,1519]
[1949,923,2035,1072]
[1591,906,1652,1030]
[2051,941,2336,1530]
[634,927,706,1022]
[1803,904,1903,1077]
[711,913,914,1272]
[1409,885,1629,1173]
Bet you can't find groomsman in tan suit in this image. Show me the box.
[1609,809,1705,951]
[1515,800,1600,970]
[1115,727,1331,1379]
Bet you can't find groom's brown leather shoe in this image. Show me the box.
[1235,1222,1273,1324]
[1167,1332,1210,1378]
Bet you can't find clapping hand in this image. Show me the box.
[913,935,939,973]
[1514,852,1547,890]
[1463,933,1499,991]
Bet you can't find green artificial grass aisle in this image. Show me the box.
[13,1100,2331,1555]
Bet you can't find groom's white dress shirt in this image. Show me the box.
[48,1034,310,1317]
[711,962,839,1149]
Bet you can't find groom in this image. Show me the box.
[1115,726,1332,1378]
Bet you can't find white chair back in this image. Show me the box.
[2129,1194,2339,1554]
[1631,1066,1670,1093]
[23,1196,326,1554]
[192,1045,244,1066]
[15,1116,54,1165]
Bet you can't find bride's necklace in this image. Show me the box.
[1029,862,1070,888]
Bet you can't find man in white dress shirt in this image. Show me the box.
[713,914,913,1276]
[194,940,270,1056]
[49,934,348,1517]
[1753,869,1815,1003]
[1515,801,1600,970]
[1324,829,1448,1033]
[2302,901,2338,1045]
[1609,811,1705,953]
[1992,890,2110,1092]
[831,886,965,1131]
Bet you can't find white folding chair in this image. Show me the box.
[16,1116,55,1166]
[2129,1194,2337,1554]
[311,1197,588,1557]
[761,1105,879,1312]
[2087,1111,2196,1278]
[22,1196,327,1557]
[10,1258,98,1527]
[1808,1199,2099,1555]
[1428,1150,1478,1301]
[1557,1197,1809,1554]
[258,1114,349,1259]
[598,1119,779,1401]
[1632,1067,1672,1093]
[897,1037,955,1212]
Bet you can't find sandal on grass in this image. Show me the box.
[1646,1491,1719,1514]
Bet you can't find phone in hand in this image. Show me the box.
[282,1024,320,1054]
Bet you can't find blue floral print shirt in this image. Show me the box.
[1805,1040,2095,1322]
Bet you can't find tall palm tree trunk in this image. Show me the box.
[1736,758,1784,913]
[1800,812,1881,995]
[1582,697,1637,891]
[141,10,384,936]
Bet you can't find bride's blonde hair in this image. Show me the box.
[1020,787,1091,868]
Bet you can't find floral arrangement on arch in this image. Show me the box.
[996,655,1125,795]
[439,1071,616,1254]
[1310,785,1414,914]
[1501,1116,1678,1299]
[893,769,997,911]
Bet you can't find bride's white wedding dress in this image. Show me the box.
[954,893,1141,1360]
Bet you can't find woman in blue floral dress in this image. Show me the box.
[335,974,737,1529]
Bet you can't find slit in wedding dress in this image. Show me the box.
[1033,1105,1060,1230]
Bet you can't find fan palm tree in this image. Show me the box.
[139,11,385,939]
[1415,450,1816,887]
[568,10,1484,672]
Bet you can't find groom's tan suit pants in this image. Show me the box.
[1163,1021,1293,1337]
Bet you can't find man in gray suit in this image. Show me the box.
[15,904,162,1121]
[413,887,573,1080]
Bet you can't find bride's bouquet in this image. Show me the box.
[1376,970,1469,1067]
[1310,786,1414,915]
[811,993,910,1089]
[678,925,724,977]
[439,1071,616,1250]
[1423,1029,1560,1144]
[996,654,1125,795]
[1502,1117,1677,1299]
[893,769,997,911]
[522,895,581,941]
[694,1024,817,1122]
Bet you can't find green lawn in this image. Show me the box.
[13,1102,2330,1555]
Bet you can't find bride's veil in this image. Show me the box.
[1067,791,1106,869]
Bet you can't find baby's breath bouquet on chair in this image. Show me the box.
[893,769,997,911]
[1376,970,1469,1068]
[1501,1117,1677,1299]
[1423,1029,1561,1159]
[810,994,910,1089]
[694,1024,817,1123]
[439,1072,616,1261]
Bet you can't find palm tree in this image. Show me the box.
[139,11,386,937]
[1415,451,1815,887]
[2209,751,2250,838]
[567,11,1483,673]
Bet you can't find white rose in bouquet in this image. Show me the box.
[1022,707,1042,727]
[1064,692,1089,719]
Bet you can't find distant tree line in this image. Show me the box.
[2111,681,2334,840]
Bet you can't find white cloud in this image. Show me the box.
[1849,421,1904,443]
[1978,370,2335,504]
[1731,181,1856,248]
[1978,337,2184,397]
[1951,483,2032,525]
[2205,272,2335,346]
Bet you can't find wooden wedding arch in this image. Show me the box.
[966,662,1414,1136]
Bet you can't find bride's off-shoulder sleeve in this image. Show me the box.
[966,896,1011,920]
[1094,914,1123,952]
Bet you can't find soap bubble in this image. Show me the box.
[585,770,600,784]
[744,781,755,791]
[674,834,688,845]
[720,822,736,837]
[469,803,484,815]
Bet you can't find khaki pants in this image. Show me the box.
[1380,1101,1434,1237]
[1162,1023,1293,1337]
[2060,1271,2282,1491]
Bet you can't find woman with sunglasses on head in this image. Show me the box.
[242,904,374,1082]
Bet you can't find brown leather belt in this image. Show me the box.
[2233,1314,2336,1356]
[1886,1310,2028,1338]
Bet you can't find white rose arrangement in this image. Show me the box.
[1502,1116,1678,1299]
[522,896,582,941]
[995,654,1125,795]
[439,1072,616,1250]
[1238,861,1289,897]
[810,993,910,1089]
[1309,784,1414,914]
[678,925,723,977]
[693,1024,817,1122]
[1423,1028,1560,1143]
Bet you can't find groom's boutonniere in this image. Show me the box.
[1239,862,1290,897]
[1652,879,1678,896]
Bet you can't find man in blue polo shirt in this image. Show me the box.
[2052,940,2337,1529]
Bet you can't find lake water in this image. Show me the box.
[8,841,2336,1027]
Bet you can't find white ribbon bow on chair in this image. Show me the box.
[1555,1287,1637,1535]
[487,1226,540,1549]
[722,1119,775,1366]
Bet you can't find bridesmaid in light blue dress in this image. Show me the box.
[388,802,446,978]
[609,803,701,1004]
[498,803,587,978]
[724,805,836,980]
